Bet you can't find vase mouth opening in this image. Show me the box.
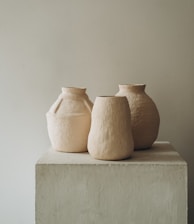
[119,84,146,91]
[97,96,125,98]
[62,87,86,94]
[96,96,127,101]
[119,84,146,87]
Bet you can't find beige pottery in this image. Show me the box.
[116,84,160,149]
[46,87,93,152]
[88,96,134,160]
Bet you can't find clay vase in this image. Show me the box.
[116,84,160,149]
[88,96,134,161]
[46,87,93,152]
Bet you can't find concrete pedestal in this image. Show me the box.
[35,142,187,224]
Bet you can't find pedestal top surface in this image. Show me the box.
[36,141,186,166]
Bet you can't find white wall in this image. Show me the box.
[0,0,193,223]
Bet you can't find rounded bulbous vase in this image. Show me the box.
[88,96,134,160]
[116,84,160,150]
[46,87,93,152]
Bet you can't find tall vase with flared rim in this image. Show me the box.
[88,96,134,161]
[116,84,160,150]
[46,87,93,152]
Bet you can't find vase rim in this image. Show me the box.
[119,84,146,87]
[96,96,126,98]
[95,96,127,101]
[62,87,86,94]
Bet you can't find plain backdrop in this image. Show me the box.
[0,0,193,223]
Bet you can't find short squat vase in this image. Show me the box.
[46,87,93,152]
[88,96,134,161]
[116,84,160,150]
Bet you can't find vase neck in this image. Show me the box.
[62,87,86,95]
[119,84,146,93]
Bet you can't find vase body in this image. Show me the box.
[116,84,160,149]
[46,87,93,152]
[88,96,134,160]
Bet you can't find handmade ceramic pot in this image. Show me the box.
[116,84,160,149]
[46,87,93,152]
[88,96,134,160]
